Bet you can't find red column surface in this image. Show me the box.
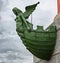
[58,0,60,13]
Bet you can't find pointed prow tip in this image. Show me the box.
[37,2,40,4]
[36,2,40,6]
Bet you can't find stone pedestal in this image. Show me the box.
[33,14,60,63]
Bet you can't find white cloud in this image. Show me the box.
[0,0,57,63]
[31,0,57,29]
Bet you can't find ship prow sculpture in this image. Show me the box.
[12,2,57,60]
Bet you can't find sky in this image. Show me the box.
[8,0,57,29]
[0,0,57,35]
[0,0,57,63]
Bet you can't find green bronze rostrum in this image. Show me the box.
[12,2,57,60]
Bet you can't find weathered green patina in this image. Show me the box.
[12,2,57,60]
